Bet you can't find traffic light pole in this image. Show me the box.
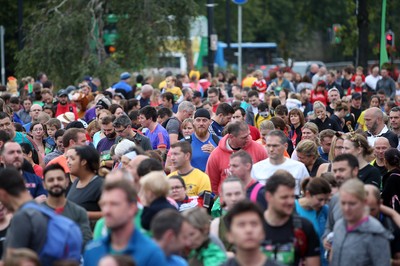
[207,0,215,77]
[0,26,4,86]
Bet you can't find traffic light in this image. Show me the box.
[386,30,395,47]
[105,45,116,54]
[332,24,342,44]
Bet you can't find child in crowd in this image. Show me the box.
[45,118,61,154]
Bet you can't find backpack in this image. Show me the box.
[293,215,308,258]
[22,202,82,264]
[162,117,184,140]
[262,215,308,264]
[249,182,263,202]
[184,134,220,146]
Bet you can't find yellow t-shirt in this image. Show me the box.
[165,86,183,101]
[242,77,257,88]
[168,168,211,197]
[159,80,166,89]
[357,110,367,131]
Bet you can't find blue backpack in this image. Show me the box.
[22,202,82,264]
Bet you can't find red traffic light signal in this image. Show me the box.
[386,31,395,47]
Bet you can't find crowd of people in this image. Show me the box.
[0,64,399,265]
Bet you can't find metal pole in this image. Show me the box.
[238,5,242,83]
[0,26,5,86]
[207,0,215,76]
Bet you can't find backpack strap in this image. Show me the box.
[22,202,54,218]
[211,134,220,145]
[184,135,192,144]
[250,182,263,202]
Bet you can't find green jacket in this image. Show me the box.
[188,239,227,266]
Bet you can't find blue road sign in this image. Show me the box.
[232,0,248,5]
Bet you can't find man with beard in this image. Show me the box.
[42,163,92,247]
[364,107,398,148]
[0,141,47,202]
[97,116,117,170]
[262,170,320,266]
[54,89,78,120]
[0,112,33,148]
[186,108,220,172]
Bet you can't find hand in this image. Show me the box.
[323,238,332,250]
[34,195,47,204]
[201,142,215,153]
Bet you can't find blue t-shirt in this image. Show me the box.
[186,133,218,172]
[22,171,48,198]
[143,124,170,150]
[295,200,329,266]
[112,81,132,93]
[83,228,168,266]
[209,121,224,137]
[167,255,188,266]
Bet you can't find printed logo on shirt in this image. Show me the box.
[25,183,37,188]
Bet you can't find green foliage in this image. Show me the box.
[14,0,198,88]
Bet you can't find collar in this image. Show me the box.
[368,125,388,137]
[102,227,140,253]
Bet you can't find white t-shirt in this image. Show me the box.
[252,158,309,195]
[365,74,382,91]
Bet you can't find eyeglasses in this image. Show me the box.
[115,127,127,134]
[32,128,44,132]
[170,186,184,191]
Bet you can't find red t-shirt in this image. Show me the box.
[55,103,78,120]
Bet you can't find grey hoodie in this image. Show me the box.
[331,216,392,266]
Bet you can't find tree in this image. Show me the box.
[14,0,198,88]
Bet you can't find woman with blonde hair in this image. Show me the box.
[331,179,391,266]
[183,208,226,266]
[181,118,195,138]
[316,132,345,177]
[343,133,381,187]
[291,122,320,161]
[311,101,341,132]
[296,139,327,177]
[139,171,176,231]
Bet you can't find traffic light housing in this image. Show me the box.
[332,24,342,44]
[386,30,395,47]
[105,45,116,54]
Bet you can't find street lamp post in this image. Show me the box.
[232,0,247,83]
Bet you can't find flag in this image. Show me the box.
[380,0,389,67]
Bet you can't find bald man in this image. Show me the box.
[364,107,398,148]
[372,137,390,177]
[23,104,43,132]
[365,184,400,264]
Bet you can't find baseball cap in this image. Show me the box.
[120,72,131,80]
[57,89,68,97]
[194,108,210,120]
[351,92,362,100]
[96,98,111,110]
